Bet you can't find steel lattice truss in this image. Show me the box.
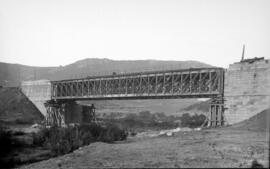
[51,68,224,100]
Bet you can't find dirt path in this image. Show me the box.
[18,128,269,168]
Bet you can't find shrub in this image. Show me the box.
[100,123,128,143]
[0,127,13,159]
[180,113,206,128]
[139,111,152,119]
[32,127,49,146]
[0,126,23,168]
[32,123,128,156]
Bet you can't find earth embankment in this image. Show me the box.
[0,87,44,125]
[230,108,270,132]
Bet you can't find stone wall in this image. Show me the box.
[20,80,51,116]
[224,59,270,124]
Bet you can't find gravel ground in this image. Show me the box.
[17,128,269,168]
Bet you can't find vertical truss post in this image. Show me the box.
[76,82,79,96]
[171,73,174,94]
[219,69,224,95]
[189,72,192,93]
[147,75,150,94]
[132,77,135,94]
[117,78,120,94]
[51,83,54,98]
[58,84,61,97]
[105,79,108,95]
[55,84,58,96]
[210,105,213,127]
[87,80,90,96]
[199,72,202,93]
[163,73,166,93]
[180,73,183,93]
[71,83,73,97]
[64,83,67,97]
[139,75,142,94]
[99,79,102,95]
[81,81,84,96]
[125,78,128,95]
[93,80,96,95]
[155,74,158,95]
[209,71,212,93]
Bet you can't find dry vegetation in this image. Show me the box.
[18,128,269,168]
[0,124,128,168]
[13,109,270,168]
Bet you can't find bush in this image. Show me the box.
[139,111,152,119]
[100,123,128,143]
[180,113,206,128]
[0,127,13,159]
[32,123,128,156]
[0,126,23,168]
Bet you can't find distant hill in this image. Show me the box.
[0,58,213,87]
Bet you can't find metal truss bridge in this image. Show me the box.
[51,67,224,101]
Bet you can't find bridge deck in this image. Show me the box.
[51,67,224,100]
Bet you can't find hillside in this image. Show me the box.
[0,58,212,87]
[0,87,44,124]
[230,108,270,132]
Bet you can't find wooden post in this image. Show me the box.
[210,105,213,127]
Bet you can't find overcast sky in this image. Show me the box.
[0,0,269,68]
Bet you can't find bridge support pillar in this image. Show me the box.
[44,100,96,127]
[44,100,66,127]
[206,97,225,127]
